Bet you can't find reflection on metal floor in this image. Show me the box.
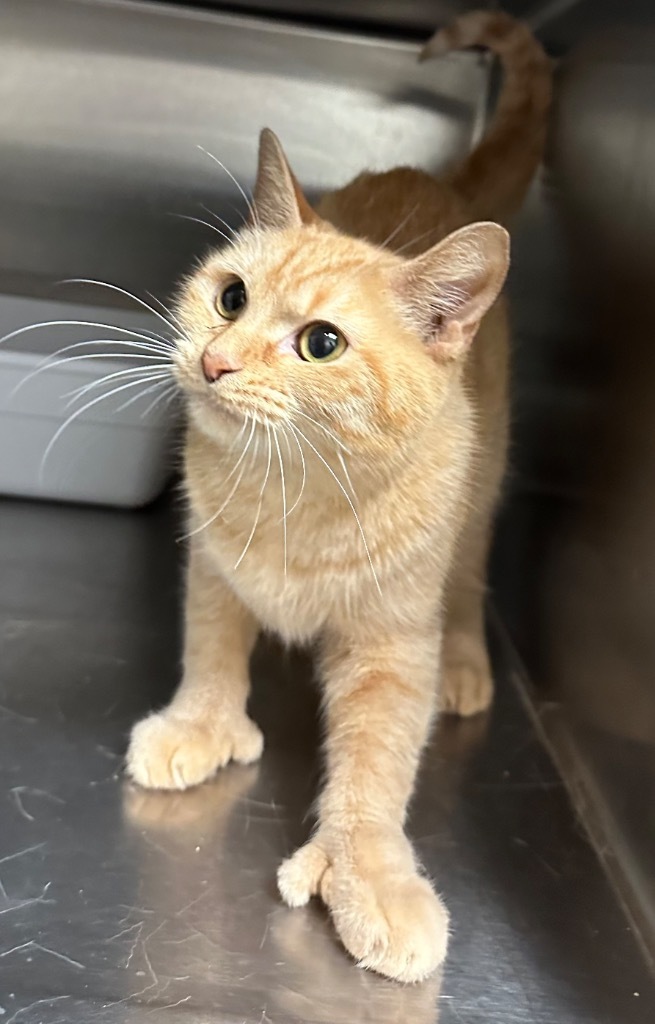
[1,495,653,1023]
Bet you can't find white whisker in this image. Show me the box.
[116,376,173,414]
[174,213,233,246]
[140,382,179,419]
[64,364,172,407]
[36,337,172,359]
[289,423,381,595]
[0,319,172,352]
[181,416,256,540]
[200,205,238,239]
[337,450,358,505]
[284,423,307,518]
[273,429,287,575]
[53,349,169,367]
[235,423,272,569]
[197,146,260,228]
[11,344,173,401]
[39,375,173,482]
[379,202,420,250]
[226,199,248,227]
[279,423,293,462]
[394,224,442,256]
[61,279,178,335]
[250,421,262,464]
[226,416,249,458]
[145,291,188,338]
[223,416,256,485]
[294,410,351,454]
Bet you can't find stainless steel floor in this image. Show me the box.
[1,495,654,1023]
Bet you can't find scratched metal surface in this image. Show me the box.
[0,494,654,1023]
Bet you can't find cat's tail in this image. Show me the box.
[421,10,552,222]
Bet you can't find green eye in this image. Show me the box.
[298,322,347,363]
[216,278,247,320]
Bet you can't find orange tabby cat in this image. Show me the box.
[127,11,551,982]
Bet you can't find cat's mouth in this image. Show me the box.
[192,387,244,423]
[190,384,291,429]
[174,355,291,426]
[174,362,242,420]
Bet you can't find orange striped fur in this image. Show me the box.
[127,10,551,982]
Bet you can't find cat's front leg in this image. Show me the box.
[126,541,261,790]
[278,626,448,982]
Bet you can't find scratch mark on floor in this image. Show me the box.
[174,887,213,918]
[117,902,154,918]
[0,940,85,970]
[0,843,46,867]
[104,921,168,1011]
[512,837,562,879]
[124,922,146,970]
[140,833,176,860]
[106,920,143,945]
[96,744,120,759]
[9,790,35,823]
[148,995,191,1013]
[0,704,37,726]
[5,995,69,1024]
[0,881,53,917]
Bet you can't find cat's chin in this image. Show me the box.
[188,396,245,444]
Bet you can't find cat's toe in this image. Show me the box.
[278,841,331,908]
[126,710,263,790]
[441,661,493,716]
[330,867,449,983]
[227,715,265,766]
[281,829,449,982]
[441,632,494,716]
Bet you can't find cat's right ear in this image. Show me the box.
[253,128,317,230]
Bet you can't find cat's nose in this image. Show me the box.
[201,350,239,383]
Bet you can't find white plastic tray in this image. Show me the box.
[0,293,180,507]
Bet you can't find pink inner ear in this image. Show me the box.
[428,319,468,361]
[421,279,477,344]
[430,310,444,334]
[435,281,471,321]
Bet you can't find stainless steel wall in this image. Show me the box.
[177,0,479,33]
[494,22,655,957]
[0,0,488,305]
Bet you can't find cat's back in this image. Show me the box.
[317,167,470,257]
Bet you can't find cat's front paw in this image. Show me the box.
[126,709,263,790]
[278,830,449,983]
[441,631,494,716]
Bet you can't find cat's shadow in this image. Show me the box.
[248,635,322,760]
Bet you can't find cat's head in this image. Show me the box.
[174,129,509,461]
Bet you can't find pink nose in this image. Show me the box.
[201,351,238,383]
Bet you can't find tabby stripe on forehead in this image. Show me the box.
[267,254,373,292]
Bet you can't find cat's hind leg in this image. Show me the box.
[441,497,496,717]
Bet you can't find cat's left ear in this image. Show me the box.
[253,128,317,230]
[391,222,510,361]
